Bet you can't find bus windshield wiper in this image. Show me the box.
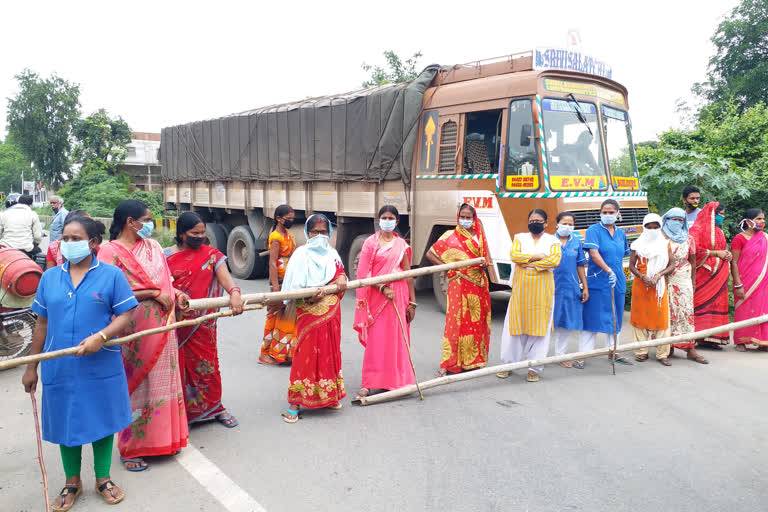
[568,93,593,137]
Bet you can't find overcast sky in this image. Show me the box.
[0,0,738,143]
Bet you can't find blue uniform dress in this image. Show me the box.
[30,259,138,447]
[582,223,629,334]
[553,234,588,330]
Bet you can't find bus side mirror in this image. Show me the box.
[519,125,532,147]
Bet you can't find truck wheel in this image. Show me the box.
[347,234,370,279]
[206,223,229,254]
[226,226,260,279]
[432,270,448,313]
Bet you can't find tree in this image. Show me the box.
[6,70,80,187]
[362,50,423,88]
[0,136,29,194]
[73,109,132,172]
[693,0,768,114]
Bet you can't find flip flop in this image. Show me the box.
[120,456,148,472]
[496,371,511,379]
[572,360,585,369]
[216,412,239,428]
[688,355,709,364]
[614,356,634,365]
[328,402,342,410]
[282,407,300,424]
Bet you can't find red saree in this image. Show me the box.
[733,232,768,346]
[98,239,189,458]
[429,213,491,373]
[166,245,230,423]
[288,263,346,408]
[690,202,730,344]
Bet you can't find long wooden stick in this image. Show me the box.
[390,299,423,401]
[357,312,768,406]
[0,305,263,370]
[186,258,486,310]
[30,391,50,511]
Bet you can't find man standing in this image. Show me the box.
[48,195,68,242]
[682,185,701,228]
[0,194,43,257]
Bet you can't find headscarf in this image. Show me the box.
[662,207,689,243]
[631,213,668,302]
[690,201,726,275]
[456,203,490,259]
[281,214,343,292]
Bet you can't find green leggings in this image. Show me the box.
[59,434,114,479]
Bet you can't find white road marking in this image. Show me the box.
[176,444,267,512]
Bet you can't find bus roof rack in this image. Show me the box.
[437,51,534,86]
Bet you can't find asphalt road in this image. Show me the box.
[2,276,767,512]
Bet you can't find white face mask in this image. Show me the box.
[556,224,573,237]
[379,219,396,232]
[458,219,474,229]
[644,228,661,241]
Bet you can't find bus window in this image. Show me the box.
[505,99,539,189]
[541,98,606,182]
[602,105,638,179]
[463,110,503,174]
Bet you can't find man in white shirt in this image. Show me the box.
[0,194,43,257]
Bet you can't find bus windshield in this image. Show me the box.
[602,105,638,179]
[541,98,606,179]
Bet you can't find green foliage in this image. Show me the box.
[693,0,768,114]
[128,189,165,217]
[151,226,176,248]
[362,51,423,88]
[6,70,81,187]
[0,137,29,194]
[73,109,132,172]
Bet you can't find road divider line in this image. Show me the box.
[176,444,267,512]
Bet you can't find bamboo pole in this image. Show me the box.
[186,258,486,310]
[0,305,264,371]
[390,299,423,401]
[357,312,768,406]
[30,391,50,512]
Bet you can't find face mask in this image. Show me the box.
[61,240,92,264]
[282,219,294,229]
[644,228,661,241]
[137,221,154,239]
[306,234,329,251]
[52,207,59,214]
[556,224,573,237]
[665,219,684,235]
[186,236,205,249]
[687,202,699,209]
[379,219,396,232]
[756,221,766,231]
[458,219,474,229]
[601,213,617,225]
[715,215,724,226]
[528,222,545,235]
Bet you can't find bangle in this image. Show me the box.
[734,284,744,289]
[229,286,241,294]
[98,331,107,342]
[408,301,418,308]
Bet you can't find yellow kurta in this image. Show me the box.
[508,232,562,336]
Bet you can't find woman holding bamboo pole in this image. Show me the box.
[353,205,416,400]
[23,216,139,509]
[731,208,768,351]
[426,203,492,377]
[97,200,190,471]
[260,204,297,365]
[164,212,244,428]
[281,214,348,423]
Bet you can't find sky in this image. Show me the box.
[0,0,739,143]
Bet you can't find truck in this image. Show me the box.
[161,49,648,310]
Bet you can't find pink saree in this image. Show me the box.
[353,233,415,390]
[734,231,768,347]
[98,239,189,458]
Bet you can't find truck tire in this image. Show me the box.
[347,234,370,279]
[226,226,261,279]
[206,223,229,254]
[250,236,269,279]
[432,269,448,313]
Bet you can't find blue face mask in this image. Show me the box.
[137,221,154,239]
[61,240,92,264]
[458,219,474,229]
[715,215,724,226]
[665,219,685,235]
[306,234,329,251]
[601,213,618,226]
[379,219,397,232]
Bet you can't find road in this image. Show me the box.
[2,276,767,512]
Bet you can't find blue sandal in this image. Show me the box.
[216,412,239,428]
[120,456,148,472]
[613,355,634,365]
[282,407,300,424]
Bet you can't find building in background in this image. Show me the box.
[118,132,162,192]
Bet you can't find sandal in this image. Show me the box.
[216,412,239,428]
[435,368,448,378]
[52,484,82,512]
[687,353,709,364]
[353,388,370,401]
[121,456,148,472]
[328,402,342,410]
[734,344,747,352]
[526,370,539,382]
[635,354,649,362]
[258,354,282,365]
[282,407,300,424]
[572,360,585,369]
[96,479,125,505]
[658,358,672,367]
[613,355,634,365]
[558,361,573,368]
[496,371,511,379]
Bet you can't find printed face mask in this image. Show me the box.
[61,240,92,264]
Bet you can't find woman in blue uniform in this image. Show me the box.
[22,216,139,511]
[578,199,633,366]
[551,212,589,368]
